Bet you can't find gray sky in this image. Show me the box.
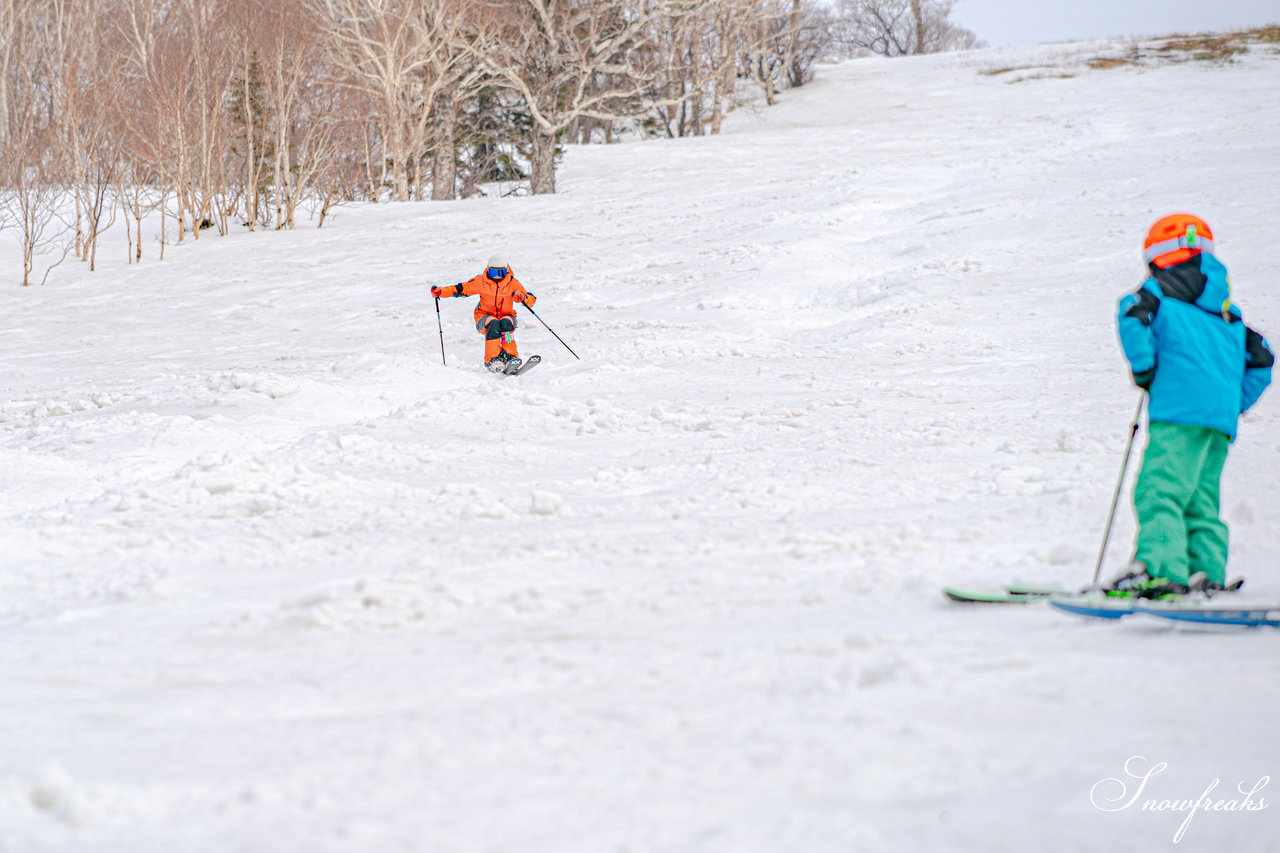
[949,0,1280,47]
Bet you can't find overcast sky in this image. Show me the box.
[949,0,1280,47]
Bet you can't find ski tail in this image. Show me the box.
[1048,596,1139,620]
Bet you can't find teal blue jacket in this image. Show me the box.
[1117,252,1272,439]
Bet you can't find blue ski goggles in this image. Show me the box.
[487,266,508,280]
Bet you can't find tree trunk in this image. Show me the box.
[243,54,258,232]
[0,12,11,148]
[387,95,409,201]
[73,184,85,258]
[273,135,286,228]
[688,83,702,137]
[431,94,457,201]
[318,189,339,228]
[755,54,776,107]
[21,204,33,285]
[786,0,803,87]
[710,66,729,135]
[529,126,557,195]
[272,54,287,229]
[123,197,133,263]
[364,126,379,202]
[910,0,926,54]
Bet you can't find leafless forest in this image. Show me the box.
[0,0,976,285]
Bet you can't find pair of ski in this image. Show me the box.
[1049,596,1280,627]
[943,583,1280,628]
[488,354,541,376]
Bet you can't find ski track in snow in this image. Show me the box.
[2,39,1279,852]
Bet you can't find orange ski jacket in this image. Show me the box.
[441,270,537,323]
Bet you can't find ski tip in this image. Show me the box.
[511,355,541,376]
[943,587,1042,604]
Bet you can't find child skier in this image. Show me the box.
[432,255,537,372]
[1112,213,1273,597]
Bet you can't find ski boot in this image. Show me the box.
[1187,572,1245,597]
[1105,564,1189,600]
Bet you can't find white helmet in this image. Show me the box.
[487,254,507,269]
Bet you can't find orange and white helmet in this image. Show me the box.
[1143,213,1215,269]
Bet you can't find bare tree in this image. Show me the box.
[704,1,751,134]
[185,1,236,236]
[1,99,72,287]
[428,91,462,199]
[743,1,796,106]
[40,0,98,257]
[475,0,710,194]
[833,0,912,56]
[658,0,799,135]
[642,1,731,138]
[279,63,355,228]
[408,0,491,202]
[137,0,236,241]
[831,0,978,57]
[259,1,313,227]
[732,1,831,106]
[117,154,160,264]
[311,0,459,202]
[227,0,270,230]
[77,88,126,271]
[783,0,835,87]
[909,0,924,56]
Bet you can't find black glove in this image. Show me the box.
[1132,368,1156,390]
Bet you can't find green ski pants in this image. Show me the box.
[1133,421,1231,585]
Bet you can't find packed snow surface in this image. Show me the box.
[3,38,1280,852]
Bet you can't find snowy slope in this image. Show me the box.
[2,38,1280,852]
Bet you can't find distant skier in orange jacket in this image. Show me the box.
[432,255,537,372]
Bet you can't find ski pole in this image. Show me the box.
[434,296,447,366]
[521,302,580,360]
[1090,393,1147,586]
